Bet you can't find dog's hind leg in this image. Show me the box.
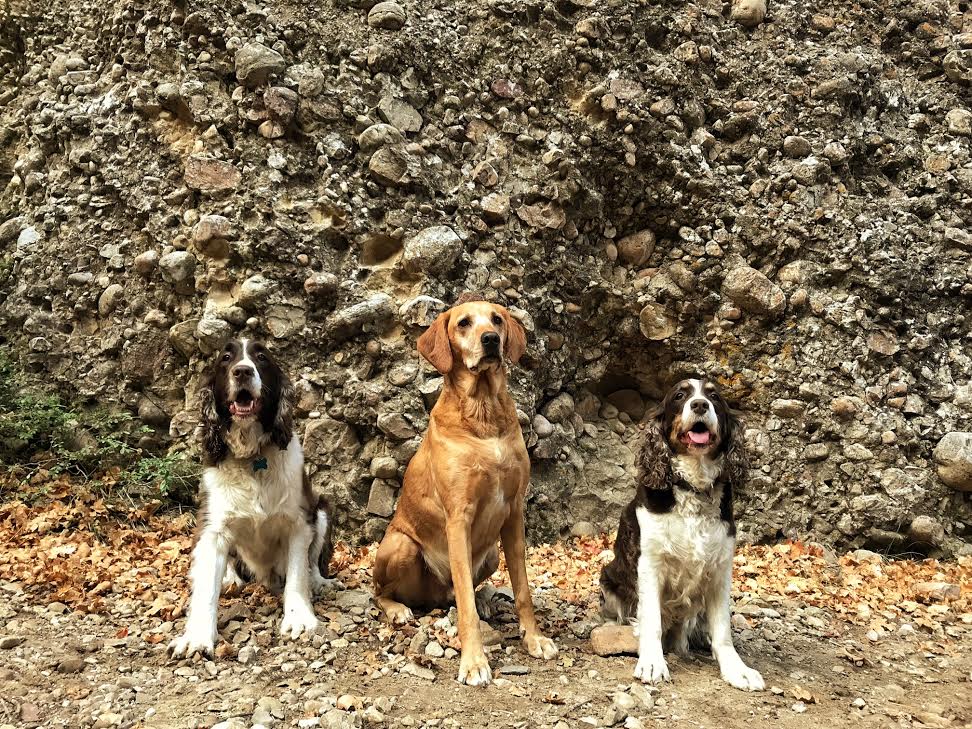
[308,497,342,593]
[373,527,449,625]
[221,556,247,592]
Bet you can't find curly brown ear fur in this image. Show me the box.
[199,373,228,465]
[503,309,527,364]
[417,310,453,374]
[637,408,673,491]
[720,408,749,488]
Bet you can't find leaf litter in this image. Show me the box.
[1,483,967,654]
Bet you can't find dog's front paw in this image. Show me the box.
[168,627,215,660]
[457,650,492,687]
[383,602,414,625]
[722,664,764,691]
[279,604,319,640]
[524,632,558,660]
[634,652,671,684]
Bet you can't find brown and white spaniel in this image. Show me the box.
[599,377,764,691]
[169,339,333,659]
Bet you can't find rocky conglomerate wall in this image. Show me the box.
[1,0,970,554]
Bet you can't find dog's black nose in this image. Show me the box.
[690,399,710,414]
[232,365,253,380]
[481,332,501,348]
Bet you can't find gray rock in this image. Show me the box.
[16,226,40,251]
[238,275,275,310]
[542,393,575,424]
[370,456,399,479]
[946,109,972,136]
[212,720,248,729]
[56,655,85,673]
[532,414,554,437]
[367,479,398,517]
[0,217,23,244]
[326,294,395,340]
[783,135,811,158]
[377,413,417,440]
[368,146,408,186]
[639,303,676,340]
[722,265,786,317]
[358,123,404,153]
[770,399,804,418]
[195,315,233,353]
[192,215,234,243]
[401,662,436,681]
[98,284,125,316]
[377,96,422,133]
[570,521,597,537]
[908,515,944,546]
[481,193,511,224]
[933,433,972,491]
[400,296,446,327]
[617,229,655,266]
[944,50,972,84]
[304,417,360,461]
[184,154,241,192]
[266,304,305,339]
[159,251,197,285]
[368,1,406,30]
[134,250,159,276]
[235,43,286,87]
[731,0,767,26]
[304,272,339,300]
[401,226,462,275]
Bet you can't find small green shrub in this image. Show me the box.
[0,347,148,479]
[124,453,199,504]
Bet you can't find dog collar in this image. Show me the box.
[252,457,268,472]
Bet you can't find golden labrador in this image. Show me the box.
[373,300,557,686]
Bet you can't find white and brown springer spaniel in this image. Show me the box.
[169,339,333,659]
[599,377,764,691]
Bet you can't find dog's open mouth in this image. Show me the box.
[681,422,712,447]
[229,391,261,418]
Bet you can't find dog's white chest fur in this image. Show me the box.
[636,487,734,624]
[202,434,306,573]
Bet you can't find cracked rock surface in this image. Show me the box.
[1,0,971,553]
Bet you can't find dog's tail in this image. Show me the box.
[314,494,335,578]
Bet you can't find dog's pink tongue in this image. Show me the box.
[688,430,710,445]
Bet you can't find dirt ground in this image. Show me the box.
[0,495,970,729]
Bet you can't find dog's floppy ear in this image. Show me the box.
[637,404,672,491]
[720,407,749,487]
[502,308,527,364]
[417,310,453,374]
[268,370,295,449]
[199,370,228,465]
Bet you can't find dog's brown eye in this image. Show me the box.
[257,353,267,362]
[674,392,684,401]
[458,318,470,328]
[222,353,232,363]
[491,314,503,325]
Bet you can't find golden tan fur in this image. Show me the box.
[372,301,556,686]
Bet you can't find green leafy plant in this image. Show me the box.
[1,348,148,480]
[123,453,199,504]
